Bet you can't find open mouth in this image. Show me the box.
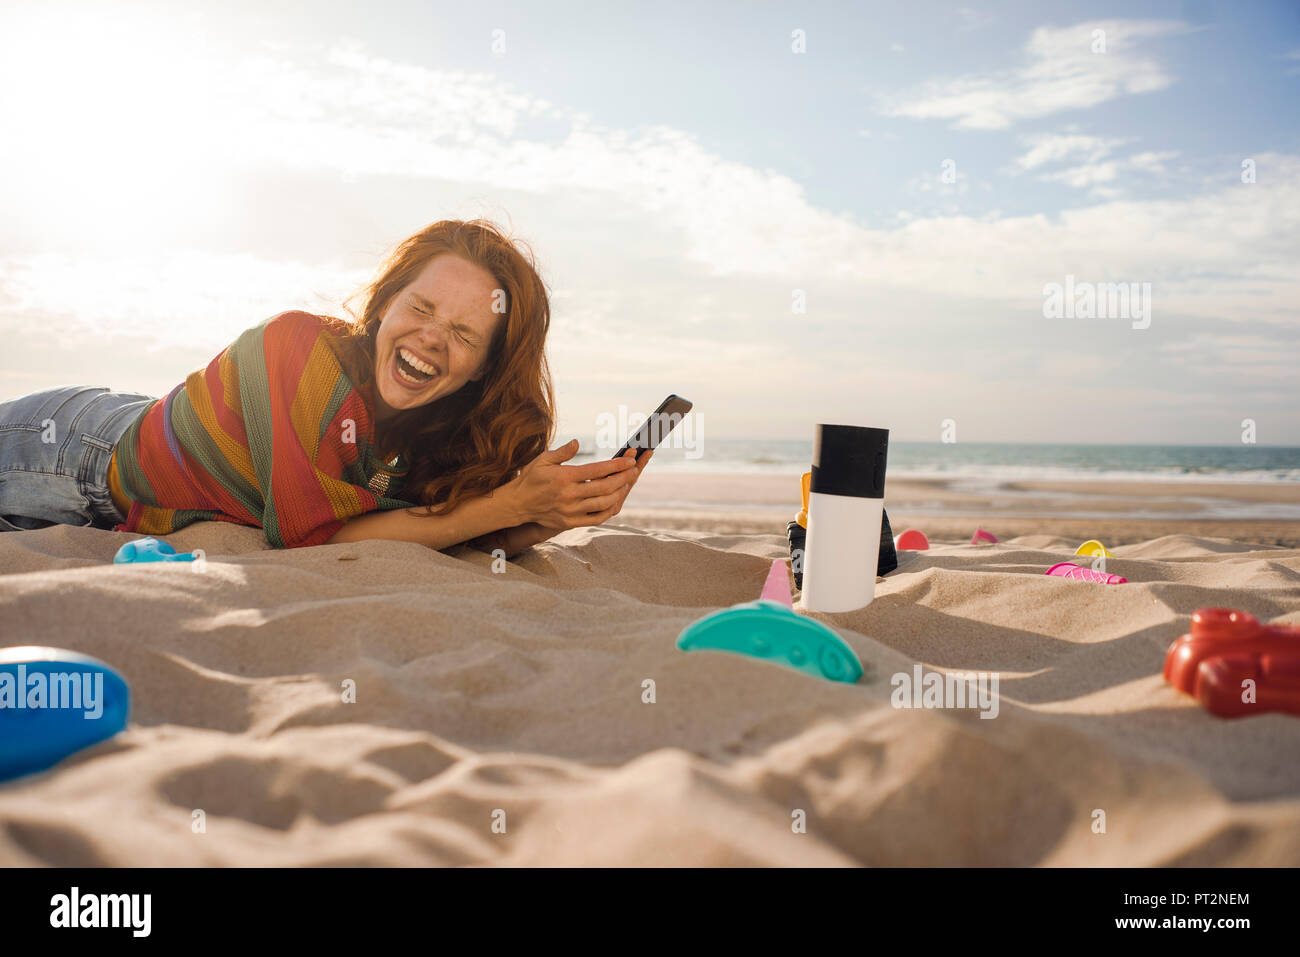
[394,346,439,387]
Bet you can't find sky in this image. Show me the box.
[0,0,1297,446]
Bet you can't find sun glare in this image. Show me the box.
[0,7,229,249]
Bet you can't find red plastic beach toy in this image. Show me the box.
[894,528,930,551]
[1163,608,1300,718]
[970,527,998,545]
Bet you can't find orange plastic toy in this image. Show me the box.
[795,471,811,529]
[1163,608,1300,718]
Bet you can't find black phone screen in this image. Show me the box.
[612,394,693,460]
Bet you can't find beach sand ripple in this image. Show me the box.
[1,520,1298,866]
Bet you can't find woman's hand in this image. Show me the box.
[534,447,653,534]
[503,439,647,531]
[469,447,653,558]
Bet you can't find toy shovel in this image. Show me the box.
[676,559,864,683]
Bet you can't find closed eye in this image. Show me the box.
[413,304,476,346]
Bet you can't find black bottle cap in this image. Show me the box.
[809,423,888,499]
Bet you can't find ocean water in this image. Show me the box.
[574,439,1300,484]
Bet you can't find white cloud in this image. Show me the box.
[1085,185,1125,201]
[1125,150,1179,173]
[880,19,1195,129]
[1040,161,1120,187]
[1035,148,1180,191]
[1015,133,1128,170]
[1010,130,1181,195]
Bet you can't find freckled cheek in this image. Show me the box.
[449,345,477,377]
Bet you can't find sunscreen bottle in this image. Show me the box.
[798,424,889,613]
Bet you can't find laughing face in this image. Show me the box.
[372,254,504,422]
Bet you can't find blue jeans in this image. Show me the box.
[0,385,156,532]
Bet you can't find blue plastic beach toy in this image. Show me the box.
[113,536,197,564]
[676,560,863,684]
[0,647,130,781]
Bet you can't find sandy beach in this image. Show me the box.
[1,476,1299,866]
[623,472,1300,546]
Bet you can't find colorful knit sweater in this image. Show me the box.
[107,310,416,548]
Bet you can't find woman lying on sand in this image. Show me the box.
[0,219,648,556]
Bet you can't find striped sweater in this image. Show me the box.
[107,310,416,548]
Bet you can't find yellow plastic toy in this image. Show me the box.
[1075,540,1114,558]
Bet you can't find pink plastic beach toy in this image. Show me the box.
[894,529,930,551]
[970,527,999,545]
[760,559,795,608]
[1046,562,1127,585]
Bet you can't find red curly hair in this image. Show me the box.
[322,219,556,517]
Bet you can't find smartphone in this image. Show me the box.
[612,394,693,461]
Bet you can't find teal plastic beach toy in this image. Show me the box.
[113,536,197,564]
[676,560,863,684]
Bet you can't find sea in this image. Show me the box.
[573,440,1300,484]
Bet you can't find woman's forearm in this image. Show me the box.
[324,489,523,550]
[465,522,555,559]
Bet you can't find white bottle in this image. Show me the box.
[798,424,889,613]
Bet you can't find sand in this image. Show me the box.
[621,473,1300,545]
[2,478,1299,866]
